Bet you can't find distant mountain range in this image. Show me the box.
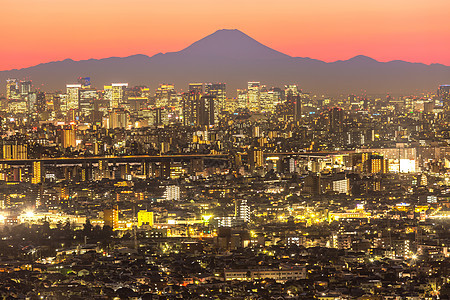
[1,29,449,96]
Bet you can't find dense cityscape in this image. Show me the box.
[0,78,448,299]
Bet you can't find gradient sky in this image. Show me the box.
[1,0,449,70]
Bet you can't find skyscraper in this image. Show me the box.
[66,84,81,111]
[205,83,226,113]
[104,109,130,129]
[189,83,204,94]
[329,107,343,133]
[237,89,247,110]
[104,83,128,109]
[35,92,46,113]
[32,161,42,184]
[155,84,177,107]
[182,91,201,126]
[20,81,32,96]
[79,88,97,120]
[6,79,19,100]
[200,95,216,126]
[247,82,261,112]
[438,85,450,111]
[61,126,77,149]
[103,205,119,229]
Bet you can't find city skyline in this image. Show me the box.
[0,1,450,298]
[2,29,450,96]
[1,0,450,71]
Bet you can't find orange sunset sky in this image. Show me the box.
[1,0,449,70]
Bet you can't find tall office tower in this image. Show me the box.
[77,77,91,88]
[104,83,128,109]
[32,161,42,184]
[61,126,77,149]
[26,92,37,112]
[259,86,281,113]
[329,107,344,133]
[66,84,81,111]
[285,94,302,122]
[200,95,216,126]
[205,83,226,112]
[20,81,32,96]
[268,87,283,112]
[35,92,46,113]
[6,79,19,100]
[79,88,97,120]
[2,139,27,160]
[182,93,215,126]
[189,83,204,94]
[284,85,302,122]
[237,89,248,109]
[438,85,450,111]
[103,205,119,229]
[247,82,261,112]
[59,94,69,113]
[259,86,271,112]
[154,84,177,107]
[151,107,170,126]
[182,91,202,126]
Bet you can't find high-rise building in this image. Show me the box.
[155,84,177,107]
[205,83,226,112]
[236,199,250,223]
[104,83,128,109]
[61,126,77,149]
[6,79,19,100]
[332,178,350,194]
[20,81,32,96]
[438,85,450,111]
[103,205,119,229]
[25,92,37,112]
[189,83,204,94]
[247,82,261,112]
[237,89,247,110]
[79,88,97,119]
[66,84,81,111]
[2,139,27,160]
[35,92,46,113]
[365,154,389,174]
[182,91,216,126]
[104,109,129,129]
[182,91,201,126]
[329,107,343,133]
[164,185,180,201]
[199,95,216,126]
[32,161,42,184]
[285,84,299,98]
[249,147,264,170]
[285,91,302,122]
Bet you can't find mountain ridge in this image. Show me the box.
[1,29,449,96]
